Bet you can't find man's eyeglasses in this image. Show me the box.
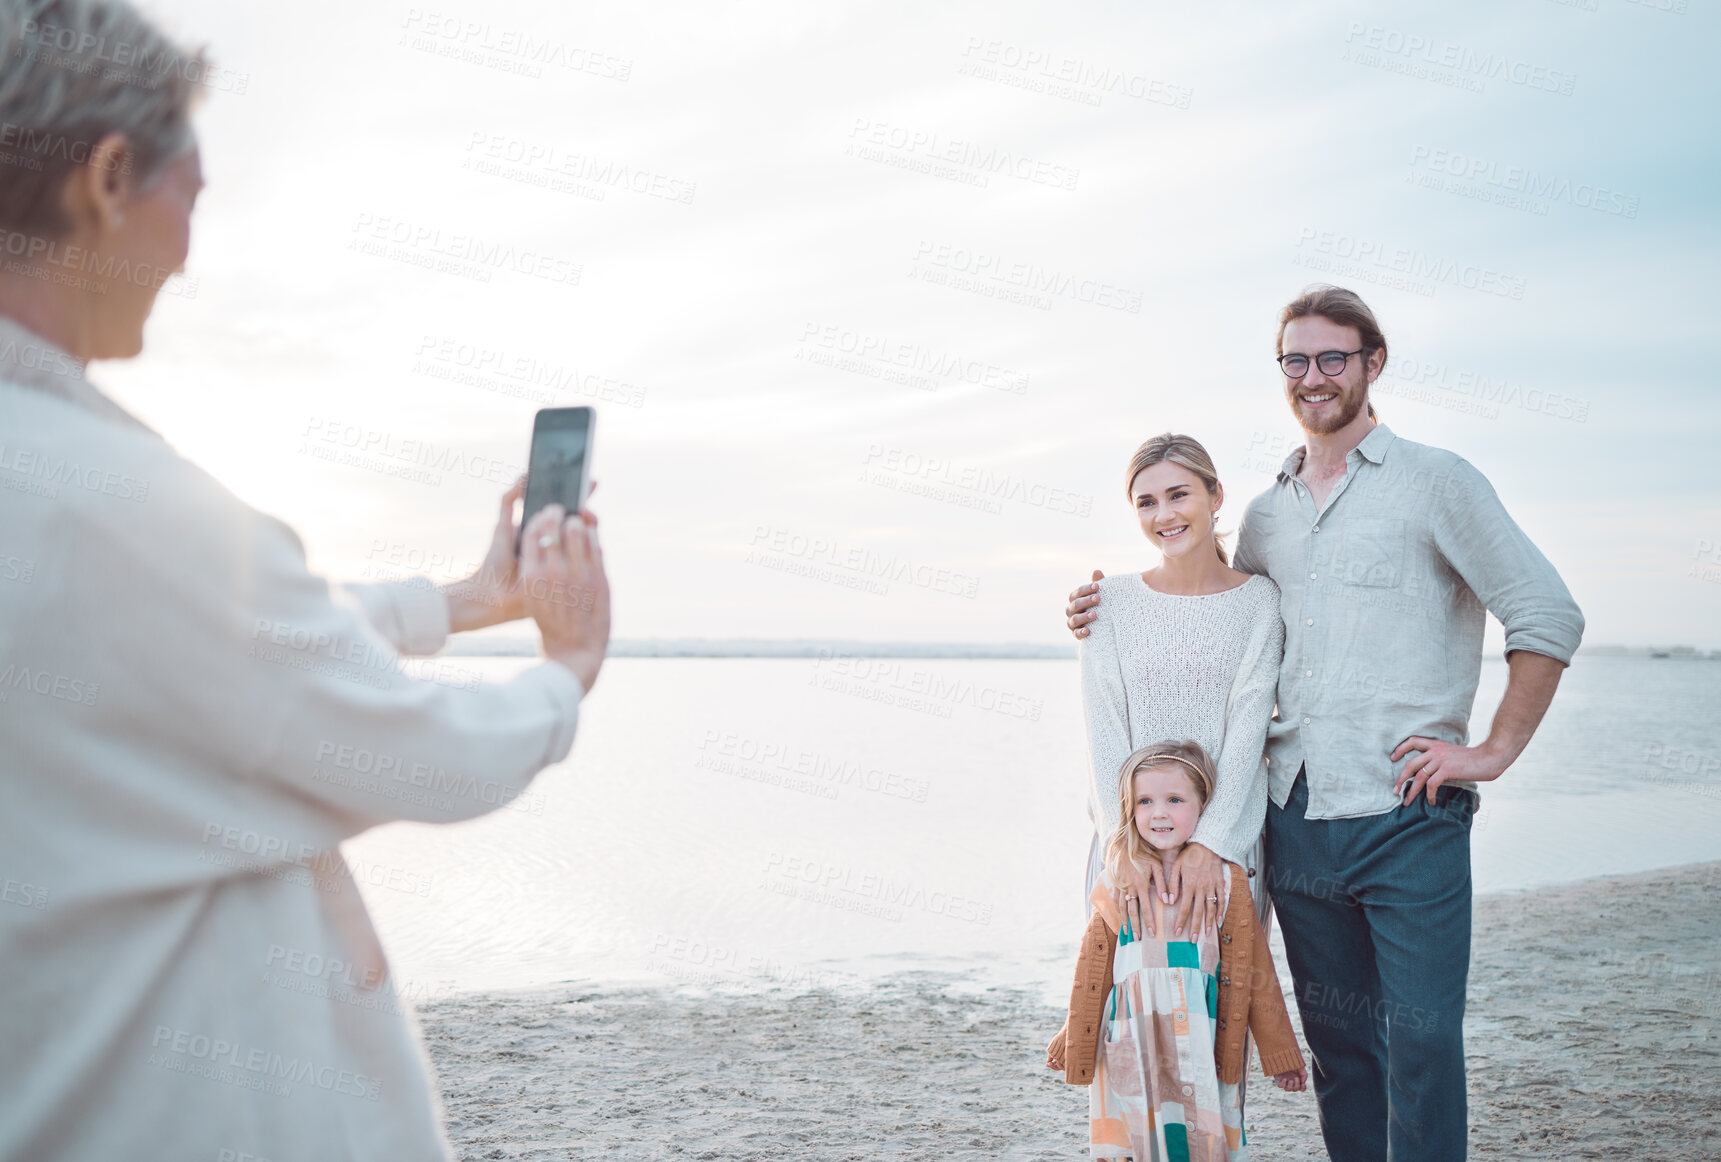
[1277,348,1365,379]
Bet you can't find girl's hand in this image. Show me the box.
[1273,1067,1308,1092]
[1167,843,1225,939]
[1045,1022,1068,1071]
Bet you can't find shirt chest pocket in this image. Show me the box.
[1331,517,1406,589]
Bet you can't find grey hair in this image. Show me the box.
[0,0,206,236]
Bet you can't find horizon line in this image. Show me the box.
[437,638,1721,660]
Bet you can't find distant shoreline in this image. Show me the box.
[437,638,1721,660]
[441,639,1079,659]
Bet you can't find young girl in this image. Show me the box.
[1046,741,1307,1161]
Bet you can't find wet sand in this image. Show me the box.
[420,860,1720,1160]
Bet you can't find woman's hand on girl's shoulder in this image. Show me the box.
[1167,843,1226,938]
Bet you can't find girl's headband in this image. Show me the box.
[1127,752,1213,798]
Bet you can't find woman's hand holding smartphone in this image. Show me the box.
[516,407,595,556]
[443,405,611,691]
[442,476,530,634]
[519,503,610,694]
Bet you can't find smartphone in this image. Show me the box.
[516,406,595,555]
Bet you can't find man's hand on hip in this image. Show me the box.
[1390,737,1507,805]
[1393,651,1567,805]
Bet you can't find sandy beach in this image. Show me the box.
[419,860,1720,1160]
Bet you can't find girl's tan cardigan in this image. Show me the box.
[1049,862,1305,1085]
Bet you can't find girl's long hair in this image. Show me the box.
[1105,740,1218,885]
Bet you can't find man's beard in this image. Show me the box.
[1291,376,1369,435]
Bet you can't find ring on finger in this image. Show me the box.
[538,533,559,549]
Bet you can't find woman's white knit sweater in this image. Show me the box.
[1080,570,1285,866]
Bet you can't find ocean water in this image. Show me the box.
[345,656,1721,1002]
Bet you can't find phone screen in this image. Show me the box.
[517,406,594,553]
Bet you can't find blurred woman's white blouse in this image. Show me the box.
[0,317,583,1161]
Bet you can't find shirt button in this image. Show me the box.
[1311,524,1320,532]
[1305,618,1314,626]
[1305,670,1313,677]
[1302,716,1311,725]
[1309,572,1317,580]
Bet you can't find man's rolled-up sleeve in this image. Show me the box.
[1432,458,1585,664]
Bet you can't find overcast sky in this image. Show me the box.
[98,0,1720,647]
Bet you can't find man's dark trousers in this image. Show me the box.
[1266,767,1475,1161]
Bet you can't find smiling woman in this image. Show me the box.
[1123,432,1234,567]
[1073,433,1285,944]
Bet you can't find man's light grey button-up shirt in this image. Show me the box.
[1233,422,1584,820]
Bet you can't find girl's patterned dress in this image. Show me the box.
[1087,865,1247,1162]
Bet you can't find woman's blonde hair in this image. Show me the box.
[1105,740,1217,882]
[1123,433,1231,566]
